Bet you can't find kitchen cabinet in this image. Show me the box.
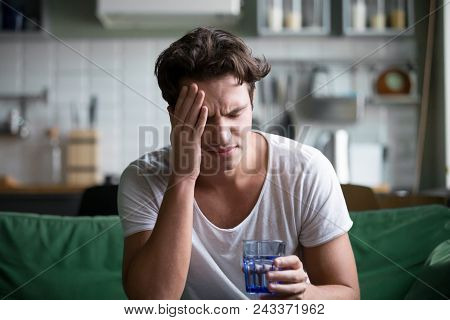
[342,0,415,36]
[257,0,330,36]
[0,0,45,36]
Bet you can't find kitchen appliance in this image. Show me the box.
[349,142,384,187]
[97,0,241,29]
[316,129,350,184]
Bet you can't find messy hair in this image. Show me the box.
[154,27,271,107]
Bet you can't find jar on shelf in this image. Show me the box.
[370,0,386,31]
[284,0,302,31]
[390,0,406,29]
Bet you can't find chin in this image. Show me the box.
[201,148,242,175]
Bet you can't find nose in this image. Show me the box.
[204,120,232,147]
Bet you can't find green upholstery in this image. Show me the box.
[0,213,126,299]
[404,240,450,299]
[349,205,450,299]
[0,205,449,299]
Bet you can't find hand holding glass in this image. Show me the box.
[242,240,286,294]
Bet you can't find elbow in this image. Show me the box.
[350,284,360,300]
[354,288,361,300]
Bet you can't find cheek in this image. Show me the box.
[236,113,253,131]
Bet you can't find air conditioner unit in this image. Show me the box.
[97,0,241,29]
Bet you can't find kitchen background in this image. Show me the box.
[0,0,447,198]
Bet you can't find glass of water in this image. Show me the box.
[243,240,286,294]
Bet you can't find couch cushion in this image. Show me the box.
[349,205,450,299]
[404,240,450,299]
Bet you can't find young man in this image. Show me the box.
[118,27,359,300]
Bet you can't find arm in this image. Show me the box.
[266,151,359,299]
[122,83,208,299]
[302,233,360,299]
[123,176,196,299]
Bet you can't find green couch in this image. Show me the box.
[1,205,449,300]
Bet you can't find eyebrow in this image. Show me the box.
[207,104,249,119]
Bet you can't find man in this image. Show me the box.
[118,27,359,300]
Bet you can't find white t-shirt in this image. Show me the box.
[118,130,353,299]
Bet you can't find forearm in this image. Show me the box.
[125,176,196,299]
[303,284,360,300]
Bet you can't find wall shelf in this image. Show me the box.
[0,90,48,104]
[0,89,47,138]
[366,94,420,106]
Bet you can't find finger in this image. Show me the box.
[179,83,198,122]
[266,269,308,284]
[173,86,188,121]
[267,282,307,295]
[185,90,205,126]
[195,106,208,136]
[274,255,303,270]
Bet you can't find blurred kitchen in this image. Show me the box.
[0,0,448,215]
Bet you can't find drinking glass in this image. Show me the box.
[242,240,286,294]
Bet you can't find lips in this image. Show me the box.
[217,146,236,153]
[204,145,237,155]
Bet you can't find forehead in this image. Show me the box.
[180,75,250,105]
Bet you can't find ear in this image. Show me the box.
[167,106,174,126]
[251,90,255,110]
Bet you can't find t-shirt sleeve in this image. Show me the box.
[299,151,353,247]
[117,164,162,238]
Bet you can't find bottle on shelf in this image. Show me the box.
[45,127,62,184]
[267,0,284,32]
[390,0,406,29]
[352,0,367,32]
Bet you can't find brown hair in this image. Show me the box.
[154,27,271,107]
